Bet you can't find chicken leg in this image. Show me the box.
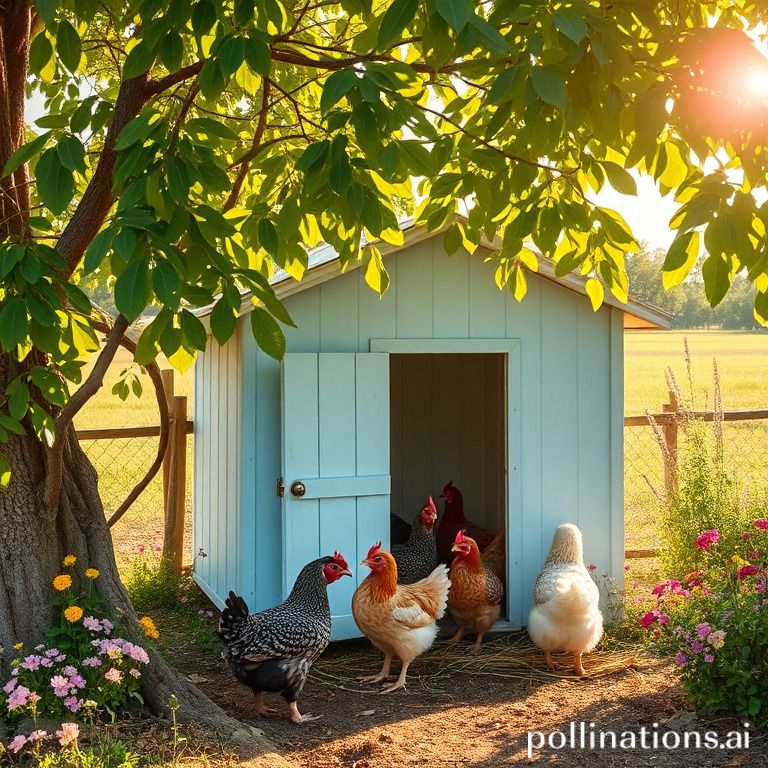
[573,652,585,677]
[380,660,411,694]
[288,701,321,724]
[543,650,554,670]
[253,692,278,717]
[447,626,465,644]
[357,654,392,683]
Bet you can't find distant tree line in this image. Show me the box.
[626,248,760,330]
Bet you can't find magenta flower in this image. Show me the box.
[674,652,688,666]
[704,653,714,663]
[6,685,31,711]
[3,677,18,694]
[640,610,659,628]
[695,622,712,638]
[741,532,752,540]
[50,675,70,697]
[21,655,41,671]
[736,565,760,580]
[753,519,768,530]
[64,696,82,712]
[695,529,720,551]
[691,640,704,653]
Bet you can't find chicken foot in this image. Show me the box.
[289,701,321,724]
[573,652,585,677]
[380,661,411,694]
[253,692,279,717]
[357,654,392,683]
[447,626,465,644]
[543,650,554,670]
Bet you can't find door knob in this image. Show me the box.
[290,481,306,498]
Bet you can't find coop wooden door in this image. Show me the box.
[281,353,390,640]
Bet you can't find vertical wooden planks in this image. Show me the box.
[207,340,220,592]
[432,242,470,338]
[395,242,434,337]
[609,309,625,580]
[358,257,397,350]
[320,271,359,351]
[469,250,506,338]
[281,354,320,595]
[577,308,612,574]
[318,354,358,624]
[284,290,321,352]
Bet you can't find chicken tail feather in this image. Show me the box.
[219,590,249,642]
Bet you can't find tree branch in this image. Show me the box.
[146,62,203,96]
[223,79,271,212]
[57,76,149,276]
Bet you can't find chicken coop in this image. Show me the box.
[191,224,671,640]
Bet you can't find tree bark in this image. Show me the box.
[0,357,285,760]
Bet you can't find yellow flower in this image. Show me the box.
[52,574,72,592]
[85,568,99,579]
[138,616,159,640]
[64,606,83,623]
[13,642,23,651]
[62,555,77,567]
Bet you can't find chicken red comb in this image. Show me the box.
[367,541,382,559]
[424,496,437,514]
[332,551,349,570]
[454,529,467,545]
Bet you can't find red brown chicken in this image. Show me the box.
[436,481,498,562]
[447,530,504,651]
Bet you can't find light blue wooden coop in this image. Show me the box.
[192,225,671,640]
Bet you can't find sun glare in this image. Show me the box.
[745,67,768,99]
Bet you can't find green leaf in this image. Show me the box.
[585,277,604,311]
[435,0,471,32]
[250,307,285,360]
[114,260,151,321]
[252,286,296,327]
[152,260,181,308]
[192,0,217,36]
[531,66,566,109]
[552,9,588,44]
[601,161,637,196]
[487,66,520,105]
[123,40,155,80]
[244,37,270,75]
[7,381,29,421]
[0,415,25,436]
[159,31,184,72]
[199,59,226,100]
[84,228,114,274]
[60,282,91,314]
[364,245,389,294]
[330,156,352,194]
[28,33,54,75]
[377,0,418,51]
[296,140,329,171]
[56,135,86,172]
[36,148,75,214]
[258,218,279,255]
[702,254,731,308]
[466,15,508,54]
[115,111,159,151]
[2,132,52,179]
[210,296,238,344]
[320,69,358,114]
[0,299,29,351]
[180,309,208,351]
[755,290,768,327]
[186,117,239,141]
[19,254,42,284]
[56,19,81,71]
[662,231,699,290]
[217,36,245,77]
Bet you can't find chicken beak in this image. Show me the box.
[340,568,353,578]
[450,544,460,553]
[360,558,371,567]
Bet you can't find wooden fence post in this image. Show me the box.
[161,369,174,509]
[162,395,187,575]
[662,389,679,495]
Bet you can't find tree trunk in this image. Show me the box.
[0,358,287,763]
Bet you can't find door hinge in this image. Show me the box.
[276,477,285,497]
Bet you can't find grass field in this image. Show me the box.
[624,329,768,571]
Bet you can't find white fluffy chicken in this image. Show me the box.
[527,523,603,676]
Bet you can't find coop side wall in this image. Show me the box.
[239,237,622,624]
[192,326,245,609]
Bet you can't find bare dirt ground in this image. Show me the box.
[176,631,767,767]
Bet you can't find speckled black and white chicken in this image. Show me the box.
[392,496,439,584]
[527,524,603,676]
[218,553,351,723]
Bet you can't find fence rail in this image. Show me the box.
[77,370,192,574]
[624,391,768,562]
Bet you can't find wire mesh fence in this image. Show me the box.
[624,416,768,559]
[79,434,194,565]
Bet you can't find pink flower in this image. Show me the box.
[624,564,630,571]
[695,622,712,638]
[28,730,47,742]
[45,648,60,658]
[704,653,714,663]
[129,668,141,678]
[127,645,149,665]
[50,675,70,697]
[7,685,31,711]
[695,529,720,551]
[737,565,760,580]
[64,696,82,712]
[753,519,768,530]
[674,652,688,666]
[104,667,122,684]
[587,563,596,572]
[56,722,79,748]
[62,665,78,677]
[741,532,752,540]
[657,613,670,625]
[3,677,18,694]
[21,655,41,671]
[691,640,704,653]
[83,616,102,632]
[101,619,113,634]
[136,545,145,554]
[205,610,214,619]
[70,674,86,689]
[82,656,102,667]
[640,610,659,628]
[40,658,53,668]
[8,734,26,753]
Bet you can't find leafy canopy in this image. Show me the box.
[1,0,768,479]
